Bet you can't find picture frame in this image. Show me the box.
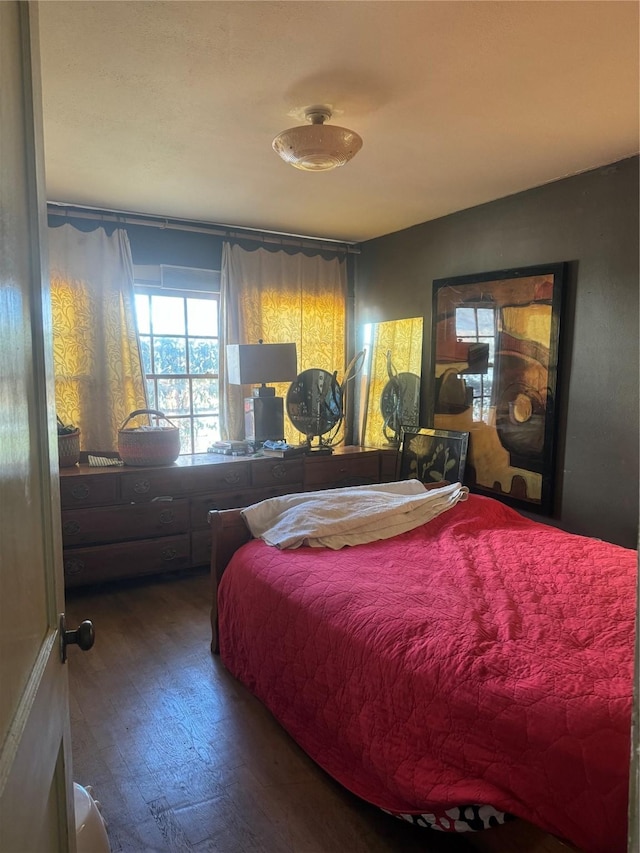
[399,427,469,485]
[431,262,566,515]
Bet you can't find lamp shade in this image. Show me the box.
[227,342,298,386]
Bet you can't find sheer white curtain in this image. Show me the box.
[49,224,147,451]
[220,243,346,441]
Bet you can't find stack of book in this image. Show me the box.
[208,440,254,456]
[261,441,307,459]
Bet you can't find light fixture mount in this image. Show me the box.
[272,105,362,172]
[304,106,332,125]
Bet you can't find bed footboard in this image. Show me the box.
[208,508,252,653]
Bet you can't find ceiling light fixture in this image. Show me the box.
[272,106,363,172]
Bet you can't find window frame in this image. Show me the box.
[454,303,496,423]
[134,280,221,455]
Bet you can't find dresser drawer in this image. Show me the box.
[190,488,261,527]
[119,468,180,501]
[251,457,304,489]
[187,462,252,494]
[119,462,251,501]
[59,474,118,508]
[61,499,189,546]
[191,529,212,566]
[304,453,380,489]
[379,449,399,482]
[63,534,190,587]
[190,485,295,528]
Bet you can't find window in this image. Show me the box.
[455,305,495,423]
[134,269,220,454]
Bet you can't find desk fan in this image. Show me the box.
[286,352,364,452]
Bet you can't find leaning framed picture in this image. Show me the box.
[399,427,469,485]
[431,262,566,515]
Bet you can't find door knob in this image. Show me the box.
[59,614,95,663]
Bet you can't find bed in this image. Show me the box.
[208,481,637,853]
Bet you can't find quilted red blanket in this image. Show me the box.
[218,494,637,853]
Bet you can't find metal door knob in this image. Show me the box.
[59,614,95,663]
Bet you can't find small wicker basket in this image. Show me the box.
[58,428,81,468]
[118,409,180,467]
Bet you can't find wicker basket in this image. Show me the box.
[58,429,81,468]
[118,409,180,467]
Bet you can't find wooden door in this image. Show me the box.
[0,3,76,851]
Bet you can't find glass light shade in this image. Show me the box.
[272,124,363,171]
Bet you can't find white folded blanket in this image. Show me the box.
[241,479,469,549]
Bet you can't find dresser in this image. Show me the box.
[59,446,397,588]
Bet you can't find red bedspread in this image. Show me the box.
[218,494,637,853]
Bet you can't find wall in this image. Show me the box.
[356,156,639,548]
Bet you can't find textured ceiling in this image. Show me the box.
[38,1,639,244]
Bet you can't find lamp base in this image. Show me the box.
[244,396,285,444]
[252,385,276,398]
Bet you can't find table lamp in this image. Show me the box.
[227,341,298,444]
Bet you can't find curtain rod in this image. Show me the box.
[46,203,360,255]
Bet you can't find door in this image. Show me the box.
[0,3,76,851]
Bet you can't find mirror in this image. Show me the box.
[358,317,423,448]
[286,369,343,449]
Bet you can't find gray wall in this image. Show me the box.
[356,156,639,548]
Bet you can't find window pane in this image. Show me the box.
[479,336,495,362]
[187,298,218,337]
[465,375,482,395]
[176,418,193,455]
[193,416,219,452]
[135,294,150,334]
[145,379,156,409]
[483,371,494,398]
[192,378,218,414]
[477,308,495,336]
[157,378,190,415]
[455,307,477,338]
[151,296,185,335]
[188,339,218,374]
[154,337,187,374]
[139,336,152,374]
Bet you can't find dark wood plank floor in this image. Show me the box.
[65,570,574,853]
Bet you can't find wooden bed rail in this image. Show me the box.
[208,508,253,654]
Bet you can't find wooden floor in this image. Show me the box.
[66,570,576,853]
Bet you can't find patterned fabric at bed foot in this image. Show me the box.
[386,804,513,832]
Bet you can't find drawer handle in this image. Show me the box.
[161,547,177,562]
[133,479,151,494]
[159,509,175,525]
[65,558,85,576]
[271,464,287,480]
[71,484,90,500]
[223,473,241,485]
[63,520,81,536]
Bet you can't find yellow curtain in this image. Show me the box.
[221,244,346,444]
[49,224,147,452]
[363,317,423,447]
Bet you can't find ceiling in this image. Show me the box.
[38,1,639,244]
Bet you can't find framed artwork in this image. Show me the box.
[432,262,566,515]
[399,427,469,485]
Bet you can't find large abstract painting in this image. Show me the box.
[432,263,565,514]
